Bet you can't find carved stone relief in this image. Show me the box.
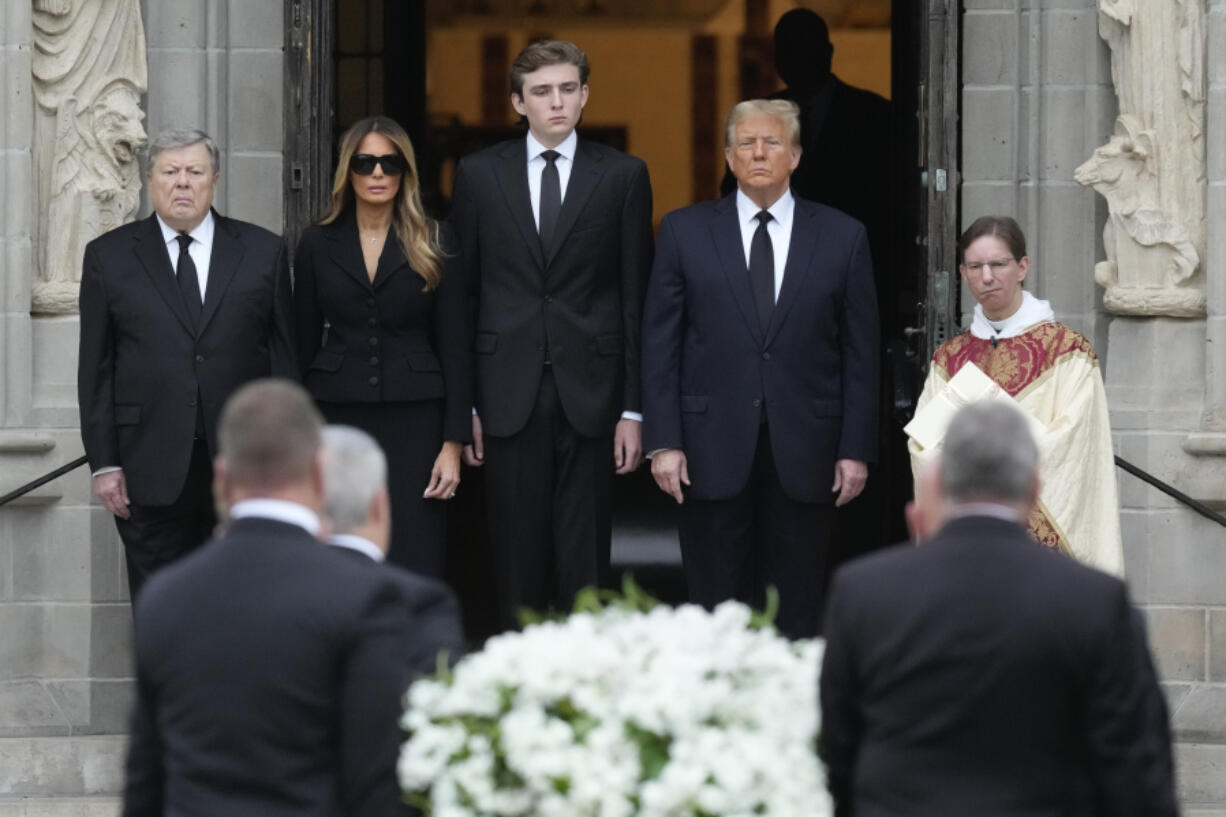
[1075,0,1206,317]
[31,0,148,315]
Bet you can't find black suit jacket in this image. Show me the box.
[328,541,466,674]
[451,137,653,438]
[293,212,471,442]
[819,515,1178,817]
[123,516,418,817]
[642,194,878,503]
[78,212,296,505]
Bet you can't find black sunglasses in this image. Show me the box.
[349,153,408,176]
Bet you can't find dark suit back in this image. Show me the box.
[452,138,653,438]
[819,515,1177,817]
[123,517,418,817]
[78,213,296,505]
[642,195,878,503]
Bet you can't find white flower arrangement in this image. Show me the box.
[398,585,831,817]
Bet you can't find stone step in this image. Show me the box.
[0,738,124,797]
[1177,741,1226,808]
[0,797,119,817]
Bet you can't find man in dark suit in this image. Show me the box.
[321,423,465,672]
[643,99,878,638]
[452,40,653,627]
[123,379,417,817]
[819,401,1177,817]
[78,128,296,598]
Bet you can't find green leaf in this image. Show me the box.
[748,585,780,630]
[625,723,671,782]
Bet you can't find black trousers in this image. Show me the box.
[678,423,832,639]
[115,437,217,600]
[318,400,447,578]
[483,371,612,629]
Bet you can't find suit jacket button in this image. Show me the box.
[189,398,197,407]
[195,354,204,363]
[368,337,378,347]
[544,294,552,303]
[762,352,771,360]
[367,317,378,327]
[369,356,379,365]
[752,398,761,407]
[369,376,379,386]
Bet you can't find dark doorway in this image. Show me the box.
[284,0,960,640]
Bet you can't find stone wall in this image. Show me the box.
[0,0,285,744]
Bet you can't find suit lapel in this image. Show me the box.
[492,141,545,269]
[132,214,195,336]
[765,199,823,345]
[710,196,764,345]
[544,140,605,268]
[326,213,376,291]
[198,211,243,336]
[372,230,410,289]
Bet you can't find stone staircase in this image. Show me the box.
[1172,683,1226,816]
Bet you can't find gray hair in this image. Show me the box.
[940,401,1039,504]
[144,128,220,175]
[321,425,387,534]
[725,99,801,148]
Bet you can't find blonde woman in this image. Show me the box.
[293,116,469,576]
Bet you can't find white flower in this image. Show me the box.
[399,595,830,817]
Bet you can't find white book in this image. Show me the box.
[904,362,1046,450]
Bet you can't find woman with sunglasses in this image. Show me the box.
[293,116,470,577]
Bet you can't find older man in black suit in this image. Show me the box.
[643,98,878,638]
[452,40,653,627]
[819,401,1177,817]
[123,379,417,817]
[78,128,296,598]
[321,423,465,673]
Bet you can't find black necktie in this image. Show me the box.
[749,210,775,332]
[175,233,202,329]
[538,149,561,254]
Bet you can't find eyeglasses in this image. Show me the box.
[961,258,1016,274]
[349,153,408,176]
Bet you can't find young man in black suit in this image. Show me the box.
[642,99,879,639]
[123,379,418,817]
[819,401,1177,817]
[452,40,654,627]
[77,128,296,598]
[321,423,465,672]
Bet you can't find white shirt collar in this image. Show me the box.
[945,502,1025,524]
[969,291,1055,340]
[228,499,321,535]
[156,209,215,247]
[327,534,385,562]
[526,129,577,164]
[734,187,795,230]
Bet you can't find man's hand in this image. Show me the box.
[832,459,868,507]
[614,418,642,474]
[93,470,131,519]
[463,413,484,467]
[651,449,690,504]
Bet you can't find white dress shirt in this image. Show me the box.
[328,533,385,562]
[526,130,578,229]
[228,498,322,536]
[156,210,215,302]
[735,188,795,301]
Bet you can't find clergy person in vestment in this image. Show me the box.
[907,216,1123,574]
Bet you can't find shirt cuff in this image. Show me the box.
[92,466,123,477]
[620,411,643,422]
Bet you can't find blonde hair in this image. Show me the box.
[319,116,444,290]
[724,99,802,148]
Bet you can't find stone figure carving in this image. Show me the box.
[1075,0,1206,317]
[31,0,148,314]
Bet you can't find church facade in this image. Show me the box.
[0,0,1223,809]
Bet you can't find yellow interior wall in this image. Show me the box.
[426,9,890,222]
